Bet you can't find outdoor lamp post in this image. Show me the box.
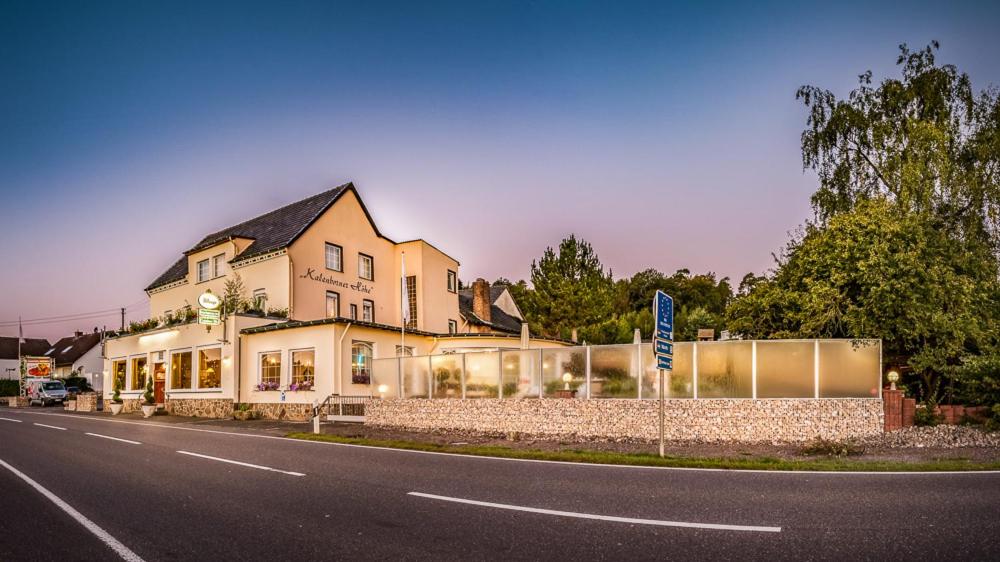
[887,370,900,391]
[377,384,389,399]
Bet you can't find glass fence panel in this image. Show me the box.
[640,342,693,399]
[371,358,400,398]
[697,341,753,398]
[500,350,541,398]
[756,341,815,398]
[541,347,586,397]
[590,344,639,398]
[464,352,500,398]
[819,340,881,398]
[431,354,464,398]
[401,356,430,398]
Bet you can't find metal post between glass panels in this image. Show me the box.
[751,340,757,400]
[636,342,642,399]
[538,349,544,398]
[497,351,503,399]
[396,357,402,399]
[813,340,820,399]
[584,346,591,399]
[461,353,467,399]
[692,342,698,399]
[427,355,432,399]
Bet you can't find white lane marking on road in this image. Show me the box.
[409,492,782,533]
[0,417,23,422]
[86,433,141,445]
[176,450,305,477]
[33,422,67,430]
[0,458,146,562]
[12,411,1000,476]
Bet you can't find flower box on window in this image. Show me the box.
[352,374,370,385]
[289,380,314,392]
[255,381,280,391]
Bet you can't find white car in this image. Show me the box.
[27,379,68,406]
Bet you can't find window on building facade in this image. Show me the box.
[198,347,222,389]
[447,270,457,293]
[350,304,358,320]
[260,352,281,389]
[325,291,340,318]
[358,253,373,281]
[170,350,193,389]
[212,253,226,278]
[325,243,343,271]
[351,341,373,384]
[130,356,147,391]
[448,319,458,334]
[363,299,374,323]
[252,289,267,310]
[196,259,210,282]
[112,359,126,392]
[396,345,414,357]
[406,276,417,328]
[291,349,315,389]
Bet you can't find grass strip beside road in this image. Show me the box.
[286,432,1000,472]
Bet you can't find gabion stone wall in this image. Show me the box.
[364,398,884,443]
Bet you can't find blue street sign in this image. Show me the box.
[657,356,673,370]
[654,290,673,336]
[655,339,673,356]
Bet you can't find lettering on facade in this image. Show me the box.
[300,268,373,294]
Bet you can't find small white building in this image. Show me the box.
[44,331,106,391]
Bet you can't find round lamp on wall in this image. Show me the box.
[886,370,900,391]
[562,372,573,391]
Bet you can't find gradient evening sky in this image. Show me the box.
[2,0,999,340]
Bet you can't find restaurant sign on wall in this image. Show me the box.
[299,268,373,294]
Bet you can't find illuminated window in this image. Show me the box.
[291,349,315,388]
[351,341,373,384]
[362,299,374,323]
[196,260,210,283]
[260,352,281,388]
[170,350,193,389]
[198,348,222,389]
[325,291,340,318]
[112,359,127,391]
[130,356,147,391]
[447,270,457,293]
[358,253,373,281]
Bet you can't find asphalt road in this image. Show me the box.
[1,409,998,561]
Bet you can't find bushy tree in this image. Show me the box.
[520,235,615,339]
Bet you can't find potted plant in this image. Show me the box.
[109,376,124,415]
[141,371,156,418]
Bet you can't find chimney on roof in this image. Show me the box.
[472,278,492,324]
[74,331,83,337]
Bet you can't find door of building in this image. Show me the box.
[153,361,166,404]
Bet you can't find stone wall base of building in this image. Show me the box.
[365,398,885,443]
[116,398,143,414]
[165,398,234,419]
[249,402,312,421]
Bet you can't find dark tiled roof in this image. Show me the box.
[146,183,355,292]
[43,332,104,367]
[0,337,51,360]
[458,290,523,335]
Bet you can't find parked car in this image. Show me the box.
[26,379,68,406]
[65,386,81,399]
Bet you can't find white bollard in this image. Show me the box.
[313,399,320,434]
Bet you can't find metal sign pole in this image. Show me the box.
[659,368,665,458]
